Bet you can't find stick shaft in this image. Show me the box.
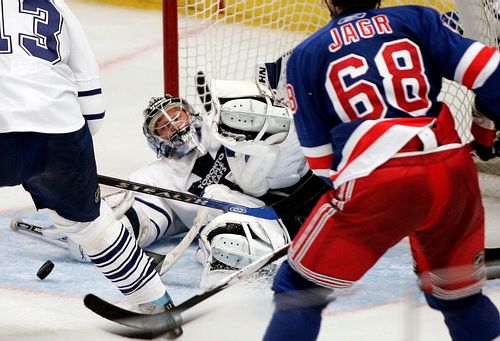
[98,175,279,220]
[10,218,166,267]
[159,208,209,275]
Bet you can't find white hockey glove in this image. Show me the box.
[211,79,308,197]
[227,128,308,196]
[197,212,290,288]
[263,125,309,189]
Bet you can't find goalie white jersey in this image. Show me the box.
[0,0,105,134]
[126,122,231,244]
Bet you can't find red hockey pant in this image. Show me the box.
[289,146,486,299]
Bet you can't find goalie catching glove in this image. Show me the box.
[210,79,309,197]
[471,98,500,161]
[196,184,291,287]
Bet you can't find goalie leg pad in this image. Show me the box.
[199,213,290,268]
[198,210,290,287]
[211,233,274,268]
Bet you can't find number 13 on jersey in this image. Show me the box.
[0,0,63,63]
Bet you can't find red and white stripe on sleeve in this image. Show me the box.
[300,144,334,179]
[454,42,500,89]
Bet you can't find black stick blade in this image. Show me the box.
[84,294,182,330]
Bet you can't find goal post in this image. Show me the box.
[163,0,179,96]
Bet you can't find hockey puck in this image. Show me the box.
[37,260,54,280]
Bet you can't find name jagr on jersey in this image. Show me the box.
[329,14,393,52]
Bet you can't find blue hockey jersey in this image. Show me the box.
[287,5,500,188]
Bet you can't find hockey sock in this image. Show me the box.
[152,292,172,306]
[425,292,500,341]
[264,306,324,341]
[263,261,331,341]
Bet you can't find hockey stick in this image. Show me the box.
[83,243,289,337]
[9,218,166,270]
[97,174,279,220]
[98,172,323,273]
[158,207,209,275]
[10,218,68,243]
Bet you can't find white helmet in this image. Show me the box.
[143,95,207,159]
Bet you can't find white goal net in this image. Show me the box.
[167,0,500,198]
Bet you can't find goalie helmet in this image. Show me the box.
[142,95,207,159]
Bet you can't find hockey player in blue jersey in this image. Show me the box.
[264,1,500,340]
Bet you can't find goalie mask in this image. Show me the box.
[143,95,207,159]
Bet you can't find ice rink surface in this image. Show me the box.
[0,1,499,340]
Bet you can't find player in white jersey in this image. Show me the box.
[0,1,181,336]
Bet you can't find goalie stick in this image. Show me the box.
[158,207,209,275]
[9,218,166,271]
[83,243,290,338]
[97,172,322,273]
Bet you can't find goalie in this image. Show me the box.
[51,78,327,287]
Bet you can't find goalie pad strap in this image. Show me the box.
[220,98,290,134]
[124,207,141,240]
